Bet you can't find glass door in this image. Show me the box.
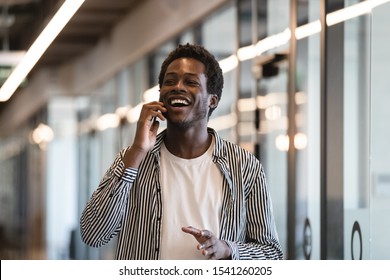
[370,1,390,260]
[342,0,371,260]
[294,0,321,259]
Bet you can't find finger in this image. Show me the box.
[147,109,158,121]
[142,102,166,117]
[147,102,166,113]
[148,109,166,122]
[201,246,216,258]
[182,226,202,237]
[153,111,166,122]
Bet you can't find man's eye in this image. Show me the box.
[187,80,200,86]
[163,80,174,86]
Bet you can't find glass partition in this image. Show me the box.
[254,0,290,257]
[370,1,390,260]
[294,0,321,260]
[341,0,371,260]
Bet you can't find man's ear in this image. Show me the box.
[209,94,219,109]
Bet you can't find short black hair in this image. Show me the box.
[158,43,224,116]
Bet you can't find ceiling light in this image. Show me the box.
[219,55,239,73]
[256,28,291,56]
[294,133,308,150]
[96,113,120,131]
[237,45,256,61]
[0,0,85,102]
[295,20,322,40]
[31,123,54,144]
[275,134,289,152]
[326,1,371,26]
[372,0,390,7]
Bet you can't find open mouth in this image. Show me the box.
[169,98,190,107]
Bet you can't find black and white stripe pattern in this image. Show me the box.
[80,128,284,260]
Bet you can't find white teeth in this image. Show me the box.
[171,99,189,105]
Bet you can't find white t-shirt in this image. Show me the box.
[159,136,223,259]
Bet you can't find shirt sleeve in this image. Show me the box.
[79,148,138,248]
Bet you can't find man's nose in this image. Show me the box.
[173,80,186,92]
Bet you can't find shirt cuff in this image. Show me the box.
[122,167,138,183]
[224,240,240,260]
[113,159,138,183]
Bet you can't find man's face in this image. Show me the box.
[159,57,217,128]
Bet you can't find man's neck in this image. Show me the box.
[164,125,211,159]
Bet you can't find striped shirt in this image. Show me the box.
[80,128,284,260]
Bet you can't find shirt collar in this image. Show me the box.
[150,127,225,158]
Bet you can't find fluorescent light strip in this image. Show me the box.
[326,1,371,26]
[255,28,291,56]
[372,0,390,7]
[295,20,322,40]
[237,29,291,62]
[219,54,239,73]
[237,45,256,61]
[0,0,85,102]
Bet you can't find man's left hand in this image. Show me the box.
[182,226,231,260]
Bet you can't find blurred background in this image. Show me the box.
[0,0,389,260]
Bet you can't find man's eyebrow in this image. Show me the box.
[164,72,200,78]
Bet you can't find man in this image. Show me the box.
[80,43,283,260]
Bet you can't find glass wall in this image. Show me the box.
[370,1,390,260]
[343,0,370,260]
[256,58,289,256]
[295,0,321,260]
[236,0,291,256]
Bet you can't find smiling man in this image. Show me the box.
[80,43,283,260]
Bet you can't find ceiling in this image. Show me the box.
[0,0,142,74]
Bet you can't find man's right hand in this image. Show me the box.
[123,101,166,168]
